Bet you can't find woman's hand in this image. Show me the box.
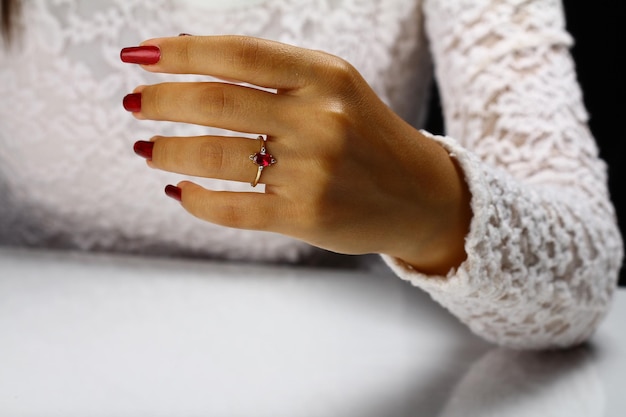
[121,35,471,275]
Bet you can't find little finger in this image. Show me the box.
[169,181,285,232]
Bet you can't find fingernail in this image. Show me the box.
[165,185,182,202]
[120,45,161,65]
[133,140,154,160]
[123,93,142,112]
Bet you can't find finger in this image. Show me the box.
[176,181,283,231]
[147,135,284,185]
[136,35,325,90]
[129,82,293,135]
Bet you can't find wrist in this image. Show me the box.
[386,139,472,275]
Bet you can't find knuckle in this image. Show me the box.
[299,101,354,158]
[322,101,354,133]
[155,138,183,168]
[178,39,192,67]
[213,203,244,228]
[310,52,361,92]
[148,86,168,119]
[199,84,238,119]
[233,36,263,72]
[213,201,268,230]
[174,36,202,69]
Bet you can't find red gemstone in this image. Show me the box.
[253,153,275,167]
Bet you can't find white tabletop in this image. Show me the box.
[0,247,624,416]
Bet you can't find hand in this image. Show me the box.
[121,35,471,274]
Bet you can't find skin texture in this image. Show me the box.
[126,35,472,275]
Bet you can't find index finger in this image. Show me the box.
[131,35,321,90]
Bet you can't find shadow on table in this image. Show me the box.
[349,342,603,417]
[433,344,603,417]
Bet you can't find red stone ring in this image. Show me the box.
[249,135,277,187]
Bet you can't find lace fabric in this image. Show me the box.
[0,0,428,262]
[0,0,622,348]
[384,0,622,348]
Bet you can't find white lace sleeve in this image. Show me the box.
[383,0,624,349]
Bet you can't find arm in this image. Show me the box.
[383,0,623,348]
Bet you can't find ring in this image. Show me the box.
[249,135,276,187]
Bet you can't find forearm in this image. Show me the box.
[383,132,623,349]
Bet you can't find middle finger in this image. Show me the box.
[126,82,293,136]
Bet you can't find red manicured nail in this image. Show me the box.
[120,46,161,65]
[165,185,182,202]
[123,93,142,112]
[133,141,153,160]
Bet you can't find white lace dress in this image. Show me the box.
[0,0,622,349]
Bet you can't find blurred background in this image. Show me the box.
[564,2,625,286]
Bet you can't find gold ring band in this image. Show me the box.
[252,166,263,187]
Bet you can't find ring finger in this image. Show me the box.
[140,135,286,186]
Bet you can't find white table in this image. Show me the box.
[1,247,624,416]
